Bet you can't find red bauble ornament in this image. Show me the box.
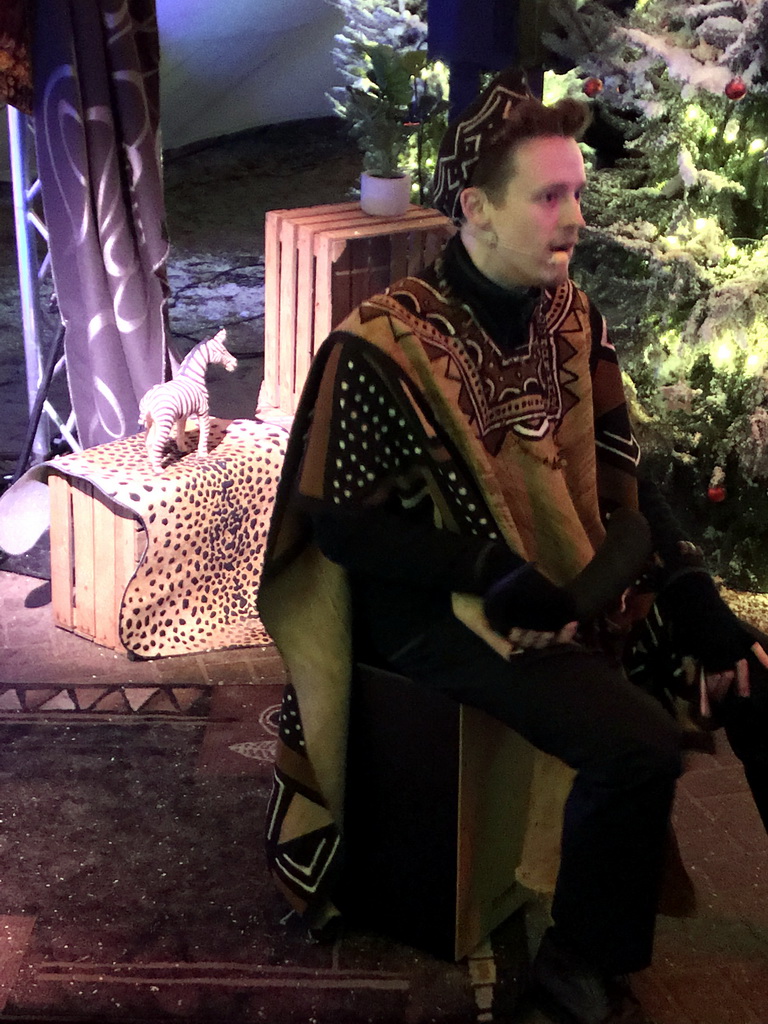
[707,486,727,503]
[725,77,747,101]
[583,77,604,98]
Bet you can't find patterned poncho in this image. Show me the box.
[258,257,641,927]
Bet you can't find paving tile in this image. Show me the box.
[154,655,209,684]
[0,645,58,684]
[201,655,259,685]
[248,649,288,683]
[654,962,763,1023]
[680,762,749,800]
[726,957,768,1010]
[0,916,36,1012]
[626,971,694,1024]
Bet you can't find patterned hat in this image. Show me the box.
[433,68,536,225]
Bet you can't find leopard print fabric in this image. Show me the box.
[50,418,287,658]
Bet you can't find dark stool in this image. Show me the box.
[337,663,537,961]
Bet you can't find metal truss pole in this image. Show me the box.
[7,104,79,478]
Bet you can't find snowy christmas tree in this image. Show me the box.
[545,0,768,588]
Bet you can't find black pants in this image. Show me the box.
[366,608,768,974]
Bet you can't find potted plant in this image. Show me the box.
[326,0,449,215]
[341,42,426,215]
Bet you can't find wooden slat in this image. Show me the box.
[70,481,97,640]
[389,231,410,283]
[293,220,320,408]
[365,233,398,302]
[261,209,283,410]
[114,509,142,650]
[278,217,301,414]
[48,473,74,631]
[92,493,118,647]
[330,233,354,335]
[312,230,336,368]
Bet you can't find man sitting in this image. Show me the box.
[259,69,768,1024]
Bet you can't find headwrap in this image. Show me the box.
[432,67,535,225]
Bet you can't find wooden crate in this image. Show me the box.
[261,202,453,415]
[48,472,146,650]
[340,664,535,961]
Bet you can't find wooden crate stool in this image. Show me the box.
[337,664,536,961]
[261,202,454,415]
[48,472,146,650]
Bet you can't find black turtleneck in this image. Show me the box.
[439,234,541,350]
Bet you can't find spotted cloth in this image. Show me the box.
[259,270,640,926]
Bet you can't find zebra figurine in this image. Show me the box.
[139,328,238,473]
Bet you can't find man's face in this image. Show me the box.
[473,135,587,290]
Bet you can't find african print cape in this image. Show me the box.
[258,272,640,928]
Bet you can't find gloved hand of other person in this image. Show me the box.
[656,569,753,673]
[656,567,768,712]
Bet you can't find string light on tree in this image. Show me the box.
[746,353,762,372]
[713,341,735,367]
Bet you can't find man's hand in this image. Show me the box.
[507,621,579,650]
[483,563,577,637]
[700,641,768,716]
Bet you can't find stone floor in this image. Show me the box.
[0,118,767,1024]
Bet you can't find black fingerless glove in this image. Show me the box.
[483,563,578,636]
[637,478,702,571]
[655,569,753,672]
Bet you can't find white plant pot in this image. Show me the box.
[359,171,412,217]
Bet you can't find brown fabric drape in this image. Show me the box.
[0,0,33,114]
[32,0,170,449]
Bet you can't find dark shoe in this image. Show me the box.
[530,929,655,1024]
